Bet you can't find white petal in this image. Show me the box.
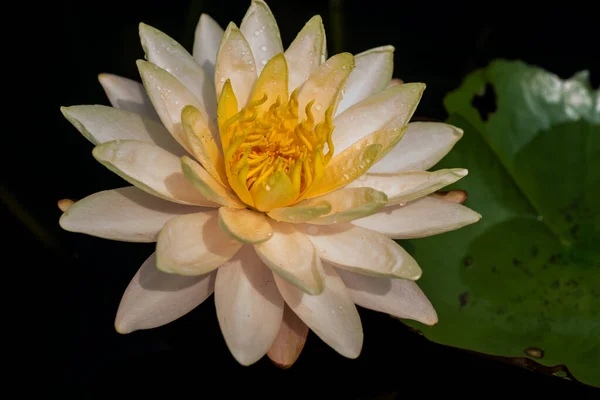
[353,196,481,239]
[115,253,215,334]
[346,169,468,206]
[284,15,325,92]
[98,73,159,120]
[240,0,283,75]
[60,105,184,156]
[298,223,421,280]
[218,207,273,243]
[369,122,463,173]
[92,140,218,206]
[336,46,395,115]
[336,268,437,325]
[274,263,363,359]
[307,187,388,225]
[297,52,354,123]
[332,83,425,154]
[214,23,257,107]
[139,23,216,120]
[137,60,216,154]
[156,210,243,275]
[215,246,284,366]
[253,220,324,295]
[59,187,201,242]
[193,13,224,81]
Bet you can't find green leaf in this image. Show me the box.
[403,60,600,387]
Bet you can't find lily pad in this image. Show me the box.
[402,60,599,387]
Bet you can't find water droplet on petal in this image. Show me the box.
[249,66,255,72]
[254,30,260,36]
[261,59,267,65]
[315,104,322,110]
[260,45,267,52]
[341,65,348,70]
[219,77,225,83]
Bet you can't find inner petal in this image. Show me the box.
[219,56,337,212]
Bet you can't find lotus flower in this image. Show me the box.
[59,0,481,367]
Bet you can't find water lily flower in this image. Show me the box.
[59,0,481,367]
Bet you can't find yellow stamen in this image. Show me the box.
[219,84,335,210]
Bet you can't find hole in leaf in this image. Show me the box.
[472,83,497,121]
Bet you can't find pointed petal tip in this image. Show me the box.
[454,168,469,177]
[114,319,134,335]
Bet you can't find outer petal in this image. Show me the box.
[332,83,425,154]
[215,23,257,107]
[215,245,284,366]
[274,263,363,359]
[115,253,216,334]
[306,187,388,225]
[240,0,283,74]
[352,196,482,239]
[181,156,244,208]
[298,223,422,280]
[369,122,464,173]
[336,46,395,115]
[253,220,324,295]
[139,23,216,119]
[336,269,438,326]
[284,15,325,92]
[193,13,224,80]
[59,187,200,242]
[267,304,309,369]
[156,210,243,275]
[92,140,218,206]
[218,207,273,244]
[346,169,468,206]
[60,105,184,156]
[97,73,159,120]
[137,60,214,154]
[297,52,354,123]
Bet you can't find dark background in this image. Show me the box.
[7,0,598,397]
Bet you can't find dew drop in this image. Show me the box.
[537,215,544,221]
[164,67,171,73]
[261,59,267,65]
[265,184,272,191]
[254,30,260,36]
[341,65,348,70]
[315,104,322,110]
[249,66,255,72]
[174,100,179,105]
[165,46,171,52]
[171,39,177,46]
[260,45,267,52]
[219,77,225,83]
[156,85,161,90]
[358,174,367,181]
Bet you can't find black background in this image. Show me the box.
[7,0,599,397]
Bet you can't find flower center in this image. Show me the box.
[221,89,334,209]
